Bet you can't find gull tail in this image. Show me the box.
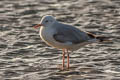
[86,32,111,42]
[96,36,111,42]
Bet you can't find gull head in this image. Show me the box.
[34,15,56,28]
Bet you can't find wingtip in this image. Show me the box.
[96,36,112,42]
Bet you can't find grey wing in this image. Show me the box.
[53,33,80,44]
[53,22,90,44]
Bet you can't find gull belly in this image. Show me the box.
[40,26,76,50]
[40,26,95,51]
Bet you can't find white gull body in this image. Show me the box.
[34,15,98,70]
[39,16,96,51]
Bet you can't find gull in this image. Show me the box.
[34,15,108,70]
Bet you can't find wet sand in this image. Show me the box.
[0,0,120,80]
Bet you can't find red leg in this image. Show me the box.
[66,49,70,69]
[62,49,65,70]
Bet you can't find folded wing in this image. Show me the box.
[53,22,91,44]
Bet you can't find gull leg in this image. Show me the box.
[62,49,65,70]
[66,49,70,69]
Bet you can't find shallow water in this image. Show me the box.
[0,0,120,80]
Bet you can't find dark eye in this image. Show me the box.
[45,20,49,23]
